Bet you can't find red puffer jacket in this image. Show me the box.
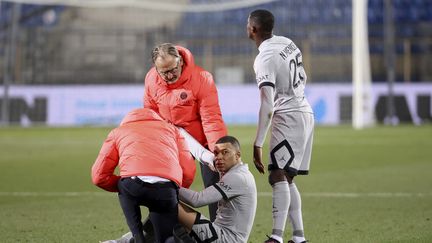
[143,46,227,151]
[91,108,196,192]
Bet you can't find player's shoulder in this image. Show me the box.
[255,49,276,67]
[264,35,298,53]
[239,164,256,183]
[225,164,254,183]
[233,164,257,191]
[271,35,294,45]
[256,37,289,64]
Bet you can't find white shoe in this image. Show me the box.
[100,232,133,243]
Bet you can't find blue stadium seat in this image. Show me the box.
[0,3,64,29]
[174,0,430,57]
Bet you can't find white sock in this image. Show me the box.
[118,231,132,241]
[289,183,306,242]
[292,235,307,243]
[271,181,290,242]
[269,234,283,243]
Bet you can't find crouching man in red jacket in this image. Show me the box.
[91,108,196,243]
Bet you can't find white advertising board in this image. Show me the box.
[1,83,431,126]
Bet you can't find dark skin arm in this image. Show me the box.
[253,145,265,174]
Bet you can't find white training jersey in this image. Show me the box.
[179,163,257,242]
[212,163,257,242]
[254,35,313,114]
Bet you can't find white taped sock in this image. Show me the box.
[269,234,283,243]
[271,181,290,241]
[289,183,305,241]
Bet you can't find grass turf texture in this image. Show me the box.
[0,125,431,242]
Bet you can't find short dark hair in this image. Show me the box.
[151,43,180,63]
[216,135,241,151]
[249,9,274,34]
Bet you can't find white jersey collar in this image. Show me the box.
[258,35,275,52]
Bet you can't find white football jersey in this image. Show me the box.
[179,163,257,243]
[254,35,313,114]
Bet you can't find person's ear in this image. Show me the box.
[251,25,259,35]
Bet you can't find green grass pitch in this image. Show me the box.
[1,125,431,242]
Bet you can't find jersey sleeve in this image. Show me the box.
[179,186,223,208]
[213,171,247,200]
[254,86,274,147]
[175,128,196,188]
[254,52,277,89]
[178,127,215,171]
[253,53,276,147]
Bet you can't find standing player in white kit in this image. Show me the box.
[247,9,314,243]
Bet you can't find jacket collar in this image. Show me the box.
[120,108,163,125]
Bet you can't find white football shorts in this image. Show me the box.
[268,111,314,176]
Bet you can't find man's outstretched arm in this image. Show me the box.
[179,127,216,172]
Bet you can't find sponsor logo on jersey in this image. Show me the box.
[256,74,269,83]
[219,181,232,191]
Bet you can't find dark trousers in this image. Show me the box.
[200,163,219,222]
[118,177,179,243]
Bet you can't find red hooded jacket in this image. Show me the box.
[143,46,227,151]
[91,108,196,192]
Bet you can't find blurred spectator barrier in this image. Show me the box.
[0,83,431,126]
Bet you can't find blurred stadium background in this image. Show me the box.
[0,0,431,127]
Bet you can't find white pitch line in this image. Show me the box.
[259,192,432,198]
[0,192,109,197]
[0,192,431,198]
